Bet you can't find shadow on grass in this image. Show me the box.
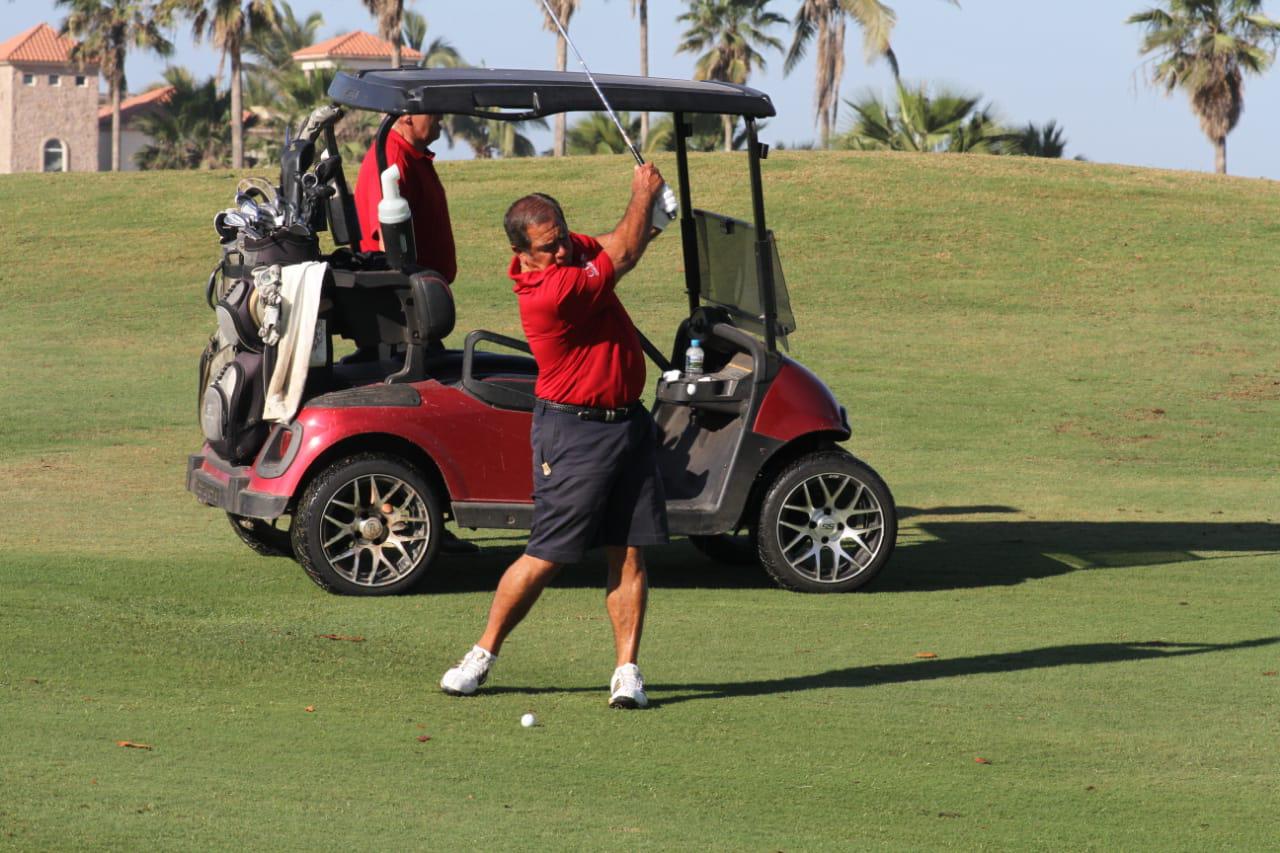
[418,536,775,595]
[482,636,1279,703]
[420,506,1280,595]
[884,508,1280,593]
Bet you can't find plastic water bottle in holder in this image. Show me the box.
[378,164,416,269]
[685,339,704,377]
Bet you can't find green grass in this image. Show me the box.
[1,152,1278,850]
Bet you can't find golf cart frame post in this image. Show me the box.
[671,112,778,353]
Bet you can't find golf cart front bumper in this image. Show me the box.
[187,452,289,519]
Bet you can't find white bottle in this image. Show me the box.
[685,338,704,377]
[378,164,416,269]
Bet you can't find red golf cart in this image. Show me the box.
[188,69,896,595]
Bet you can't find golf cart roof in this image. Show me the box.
[328,68,776,120]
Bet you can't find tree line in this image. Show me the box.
[55,0,1280,174]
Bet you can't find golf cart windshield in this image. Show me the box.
[694,210,795,344]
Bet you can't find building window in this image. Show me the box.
[43,139,67,173]
[22,73,35,86]
[76,75,89,87]
[48,74,61,86]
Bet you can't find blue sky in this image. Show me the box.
[10,0,1280,178]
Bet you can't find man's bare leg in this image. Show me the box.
[476,553,561,655]
[605,545,648,667]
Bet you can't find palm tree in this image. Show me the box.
[785,0,957,149]
[164,0,279,169]
[242,1,319,112]
[244,0,319,71]
[57,0,173,172]
[1009,120,1068,158]
[677,0,787,151]
[633,1,650,147]
[362,0,405,69]
[567,111,673,156]
[650,112,752,151]
[539,0,580,156]
[402,9,466,69]
[609,0,650,147]
[133,67,231,169]
[838,82,1016,154]
[450,115,548,159]
[1128,0,1280,174]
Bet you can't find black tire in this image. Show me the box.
[227,513,295,558]
[291,453,443,595]
[757,449,896,593]
[689,532,756,565]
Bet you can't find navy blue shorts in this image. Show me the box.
[524,401,669,564]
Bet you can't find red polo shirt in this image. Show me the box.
[355,130,457,283]
[509,233,646,408]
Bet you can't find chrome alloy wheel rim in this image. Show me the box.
[320,474,431,587]
[774,472,885,585]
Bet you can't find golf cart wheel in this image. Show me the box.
[757,450,896,593]
[689,532,756,565]
[291,453,442,595]
[227,513,294,558]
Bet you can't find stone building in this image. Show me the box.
[0,23,99,174]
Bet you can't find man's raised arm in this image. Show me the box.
[596,163,665,280]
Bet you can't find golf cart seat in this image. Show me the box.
[326,265,455,384]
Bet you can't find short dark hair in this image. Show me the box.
[504,193,566,251]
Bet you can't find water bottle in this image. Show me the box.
[685,339,704,377]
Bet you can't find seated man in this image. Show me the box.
[440,163,670,709]
[354,113,456,283]
[356,114,474,555]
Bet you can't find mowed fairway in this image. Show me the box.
[1,152,1277,850]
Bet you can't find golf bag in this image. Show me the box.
[197,226,317,465]
[196,104,345,464]
[198,254,268,464]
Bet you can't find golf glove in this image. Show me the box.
[651,184,679,233]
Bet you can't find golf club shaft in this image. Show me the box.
[539,0,644,166]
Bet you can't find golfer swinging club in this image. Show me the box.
[441,162,671,709]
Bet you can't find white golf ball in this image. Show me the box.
[520,713,537,728]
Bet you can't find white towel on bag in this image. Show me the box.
[262,261,327,423]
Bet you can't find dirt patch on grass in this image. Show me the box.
[1212,375,1280,401]
[1188,342,1254,358]
[1053,420,1161,447]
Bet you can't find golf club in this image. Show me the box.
[538,0,678,222]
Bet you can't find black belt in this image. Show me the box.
[537,399,639,422]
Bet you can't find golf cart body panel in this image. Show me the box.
[327,69,776,120]
[753,361,849,443]
[187,68,896,594]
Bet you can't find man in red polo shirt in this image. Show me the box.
[354,113,456,283]
[355,113,478,555]
[441,163,670,709]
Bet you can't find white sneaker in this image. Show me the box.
[608,663,649,709]
[440,645,495,696]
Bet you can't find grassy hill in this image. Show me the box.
[1,153,1277,849]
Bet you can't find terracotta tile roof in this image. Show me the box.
[0,22,89,66]
[98,85,174,124]
[292,30,422,63]
[97,85,257,128]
